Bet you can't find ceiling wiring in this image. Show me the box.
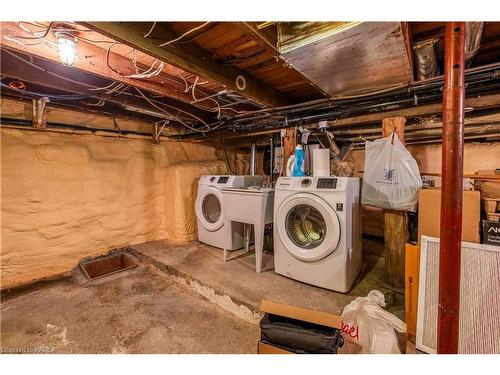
[105,41,123,75]
[134,87,215,133]
[125,59,165,79]
[2,35,45,46]
[190,76,221,119]
[86,98,106,106]
[8,21,56,40]
[3,50,227,131]
[3,49,102,91]
[144,22,157,38]
[2,23,256,128]
[1,81,88,100]
[16,21,114,44]
[158,22,210,47]
[88,80,119,91]
[175,23,219,44]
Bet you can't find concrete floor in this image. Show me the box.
[1,236,403,354]
[130,236,404,322]
[1,266,259,354]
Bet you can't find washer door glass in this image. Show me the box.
[276,193,341,262]
[286,204,326,249]
[202,193,221,224]
[196,186,224,231]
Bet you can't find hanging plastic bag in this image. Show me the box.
[361,133,422,211]
[340,290,407,354]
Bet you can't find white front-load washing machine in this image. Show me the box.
[196,175,261,249]
[273,176,361,292]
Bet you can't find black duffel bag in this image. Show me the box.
[260,313,344,354]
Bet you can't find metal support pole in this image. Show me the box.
[437,22,466,354]
[250,142,257,176]
[269,135,275,181]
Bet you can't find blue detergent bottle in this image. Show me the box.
[292,145,305,177]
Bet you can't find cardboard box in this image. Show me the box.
[404,243,421,342]
[421,176,473,191]
[257,300,342,354]
[418,189,481,243]
[475,170,500,199]
[482,219,500,246]
[257,341,291,354]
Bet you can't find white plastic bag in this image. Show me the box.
[340,290,407,354]
[361,133,422,211]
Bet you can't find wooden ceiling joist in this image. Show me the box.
[234,22,330,98]
[0,22,215,120]
[0,50,210,125]
[80,22,291,107]
[2,53,186,123]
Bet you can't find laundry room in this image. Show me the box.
[1,3,500,369]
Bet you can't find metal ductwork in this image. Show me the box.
[413,38,440,80]
[465,22,484,67]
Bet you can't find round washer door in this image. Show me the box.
[276,193,341,262]
[195,186,224,232]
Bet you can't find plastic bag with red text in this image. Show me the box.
[340,290,407,354]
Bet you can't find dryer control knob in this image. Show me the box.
[210,176,216,183]
[301,178,312,188]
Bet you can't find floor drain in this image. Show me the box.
[80,253,138,281]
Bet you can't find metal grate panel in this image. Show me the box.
[416,236,500,354]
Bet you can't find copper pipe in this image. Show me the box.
[438,22,466,354]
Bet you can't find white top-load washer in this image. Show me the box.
[196,175,261,250]
[273,176,361,292]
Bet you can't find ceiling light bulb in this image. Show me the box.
[56,32,77,66]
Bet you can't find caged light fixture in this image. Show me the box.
[56,31,77,66]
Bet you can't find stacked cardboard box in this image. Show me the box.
[476,170,500,245]
[417,188,481,244]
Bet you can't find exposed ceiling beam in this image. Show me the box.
[236,22,279,53]
[80,22,291,107]
[401,22,415,81]
[0,22,215,120]
[0,50,208,125]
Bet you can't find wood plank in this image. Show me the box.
[401,22,415,81]
[382,117,408,289]
[384,210,408,288]
[81,22,290,107]
[283,128,296,170]
[235,22,329,98]
[280,22,414,96]
[382,116,407,142]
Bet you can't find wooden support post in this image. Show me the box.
[283,128,296,171]
[382,117,408,288]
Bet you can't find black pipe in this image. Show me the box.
[0,117,155,138]
[173,70,500,140]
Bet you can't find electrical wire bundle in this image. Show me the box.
[2,21,261,133]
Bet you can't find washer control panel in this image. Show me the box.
[217,176,229,184]
[317,178,337,189]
